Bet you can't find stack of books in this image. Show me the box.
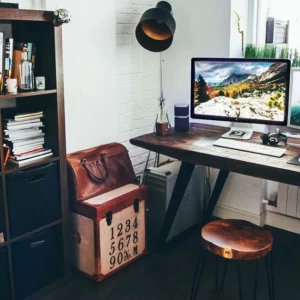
[3,111,53,166]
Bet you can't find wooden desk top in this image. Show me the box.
[130,123,300,186]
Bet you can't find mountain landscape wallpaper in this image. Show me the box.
[193,61,289,121]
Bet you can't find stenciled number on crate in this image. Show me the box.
[109,216,139,269]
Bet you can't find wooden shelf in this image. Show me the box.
[10,219,63,245]
[2,156,60,175]
[0,8,53,22]
[0,89,57,100]
[0,220,62,248]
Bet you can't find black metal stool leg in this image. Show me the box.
[270,252,275,300]
[236,261,243,300]
[265,255,272,300]
[215,257,228,293]
[215,256,219,291]
[265,253,275,300]
[190,253,207,300]
[253,259,260,300]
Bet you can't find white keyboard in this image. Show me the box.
[213,138,287,157]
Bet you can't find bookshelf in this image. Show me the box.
[0,8,68,300]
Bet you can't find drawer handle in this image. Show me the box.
[30,240,46,248]
[28,174,44,184]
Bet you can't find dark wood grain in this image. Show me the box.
[0,90,57,100]
[0,8,53,22]
[54,25,69,277]
[202,219,273,260]
[9,220,63,244]
[0,8,68,300]
[130,123,300,186]
[3,156,60,175]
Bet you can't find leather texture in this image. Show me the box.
[67,143,136,202]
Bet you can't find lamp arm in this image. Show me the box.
[160,56,164,100]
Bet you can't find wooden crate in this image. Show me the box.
[70,184,147,282]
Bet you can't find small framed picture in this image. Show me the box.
[288,68,300,129]
[35,76,45,90]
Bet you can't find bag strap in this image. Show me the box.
[81,153,109,183]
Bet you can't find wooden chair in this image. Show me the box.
[190,219,275,300]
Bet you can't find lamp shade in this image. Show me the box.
[135,1,176,52]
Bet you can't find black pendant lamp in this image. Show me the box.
[136,1,176,52]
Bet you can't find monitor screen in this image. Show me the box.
[191,58,291,126]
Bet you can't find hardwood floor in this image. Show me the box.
[41,226,300,300]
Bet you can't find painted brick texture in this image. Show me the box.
[116,0,160,175]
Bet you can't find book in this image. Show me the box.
[7,136,45,147]
[4,132,45,142]
[5,129,42,139]
[12,141,44,150]
[4,118,41,126]
[32,43,37,71]
[4,121,43,131]
[3,38,13,92]
[13,145,44,155]
[15,111,43,118]
[9,115,43,122]
[12,147,44,157]
[8,152,53,166]
[27,42,33,61]
[4,127,42,136]
[9,148,51,161]
[0,32,3,75]
[12,49,22,82]
[14,112,43,121]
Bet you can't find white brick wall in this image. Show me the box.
[116,0,160,175]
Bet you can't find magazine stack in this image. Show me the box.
[3,111,53,166]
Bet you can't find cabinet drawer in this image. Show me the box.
[12,225,63,300]
[6,162,61,238]
[0,247,11,300]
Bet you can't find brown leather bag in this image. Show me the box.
[67,143,136,202]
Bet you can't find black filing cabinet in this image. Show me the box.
[6,162,61,238]
[0,247,11,299]
[12,225,63,300]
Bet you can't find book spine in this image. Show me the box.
[4,38,14,92]
[31,43,36,71]
[27,42,33,61]
[0,32,3,74]
[12,49,22,82]
[0,32,3,92]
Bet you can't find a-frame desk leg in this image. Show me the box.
[157,162,195,252]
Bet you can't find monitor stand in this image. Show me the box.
[221,123,253,140]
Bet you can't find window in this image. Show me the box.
[251,0,300,49]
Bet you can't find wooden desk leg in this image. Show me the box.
[203,169,229,225]
[157,162,195,253]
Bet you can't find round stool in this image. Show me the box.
[190,219,275,300]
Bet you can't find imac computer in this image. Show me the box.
[191,57,291,139]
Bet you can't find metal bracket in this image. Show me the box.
[134,199,140,213]
[106,211,113,226]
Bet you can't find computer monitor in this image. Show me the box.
[191,57,291,139]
